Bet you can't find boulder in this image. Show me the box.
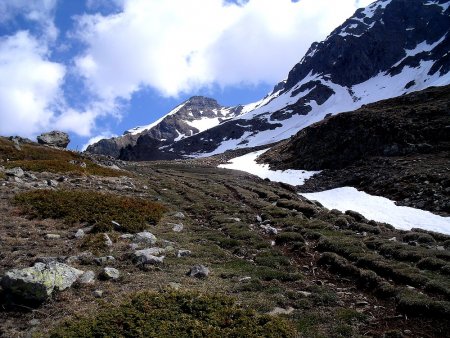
[5,167,24,178]
[37,131,70,148]
[133,248,165,265]
[1,262,83,302]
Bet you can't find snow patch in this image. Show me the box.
[300,187,450,234]
[218,150,320,186]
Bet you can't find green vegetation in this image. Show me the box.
[0,137,124,177]
[50,291,297,338]
[14,190,167,232]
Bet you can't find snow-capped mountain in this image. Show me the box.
[86,96,243,158]
[89,0,450,160]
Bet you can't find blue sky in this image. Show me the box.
[0,0,372,150]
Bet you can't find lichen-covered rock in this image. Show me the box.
[5,167,24,178]
[37,131,70,148]
[1,262,83,302]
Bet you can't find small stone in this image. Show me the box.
[93,290,103,298]
[74,229,85,239]
[171,223,184,232]
[103,233,113,247]
[24,172,38,180]
[57,176,67,182]
[388,237,397,242]
[5,167,24,178]
[261,224,278,235]
[120,234,134,239]
[268,307,295,316]
[239,277,252,282]
[77,251,95,265]
[133,231,157,246]
[111,220,121,230]
[47,179,58,187]
[29,319,41,326]
[45,234,61,239]
[404,330,412,335]
[356,300,369,307]
[95,256,116,266]
[78,271,96,284]
[100,267,120,280]
[168,282,181,290]
[298,291,312,297]
[173,212,185,219]
[187,265,209,278]
[177,250,191,258]
[256,215,263,223]
[14,177,23,183]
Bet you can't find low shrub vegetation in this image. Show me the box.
[49,291,297,338]
[14,190,167,232]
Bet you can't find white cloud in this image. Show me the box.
[0,31,107,139]
[75,0,374,101]
[0,0,59,41]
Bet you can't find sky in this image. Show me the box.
[0,0,374,150]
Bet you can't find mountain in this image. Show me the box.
[259,84,450,215]
[86,96,243,159]
[88,0,450,160]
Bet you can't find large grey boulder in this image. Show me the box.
[133,248,165,265]
[1,262,83,302]
[37,131,70,148]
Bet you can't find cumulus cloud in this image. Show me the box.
[75,0,374,100]
[0,0,59,41]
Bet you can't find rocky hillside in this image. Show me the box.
[260,85,450,215]
[1,136,450,337]
[95,0,450,160]
[87,96,243,159]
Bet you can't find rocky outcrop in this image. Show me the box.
[37,131,70,148]
[1,262,83,302]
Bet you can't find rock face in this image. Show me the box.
[1,262,83,302]
[87,0,450,160]
[37,131,70,148]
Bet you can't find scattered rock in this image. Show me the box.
[268,307,295,315]
[171,223,184,232]
[256,215,263,222]
[5,167,24,178]
[111,220,121,230]
[1,262,83,302]
[100,267,120,280]
[298,291,312,297]
[77,252,95,265]
[388,237,397,242]
[133,248,165,265]
[29,319,41,326]
[47,180,58,187]
[177,250,191,258]
[103,233,113,247]
[94,256,116,266]
[168,282,181,290]
[120,233,134,239]
[173,212,185,219]
[133,231,157,246]
[260,224,278,235]
[45,234,61,240]
[187,265,209,278]
[37,131,70,148]
[24,172,38,180]
[93,290,103,298]
[74,229,85,239]
[78,271,96,284]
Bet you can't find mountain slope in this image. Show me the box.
[90,0,450,160]
[259,84,450,215]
